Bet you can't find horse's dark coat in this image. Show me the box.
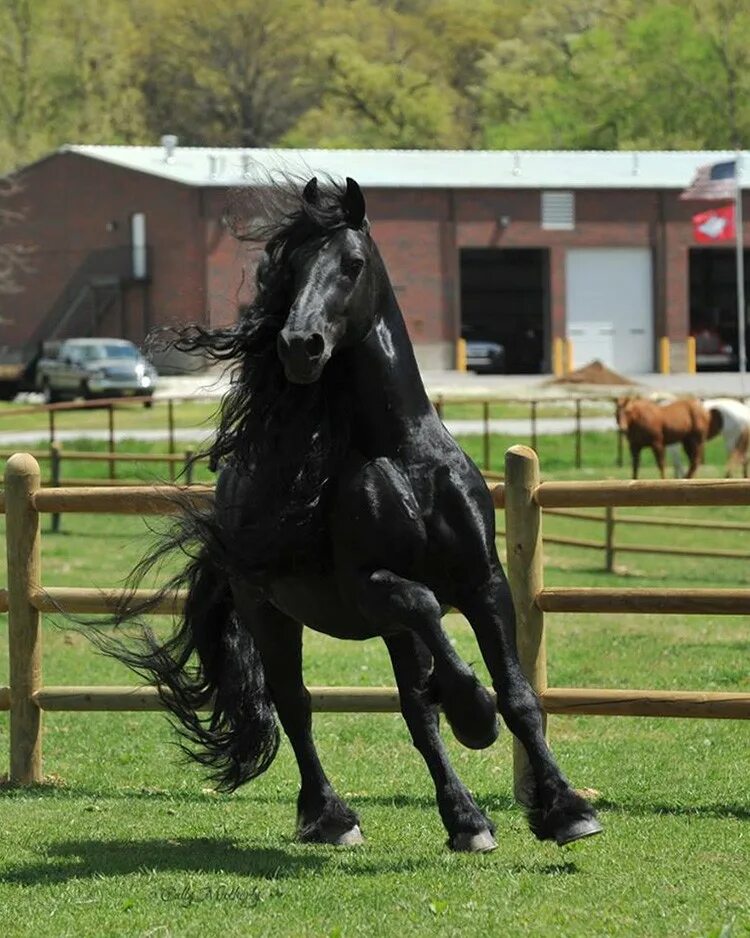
[102,177,600,850]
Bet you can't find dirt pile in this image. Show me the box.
[548,359,633,386]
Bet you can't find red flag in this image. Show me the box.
[692,204,735,243]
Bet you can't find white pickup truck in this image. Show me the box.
[35,338,159,403]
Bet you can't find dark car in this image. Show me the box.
[465,339,506,374]
[692,329,737,372]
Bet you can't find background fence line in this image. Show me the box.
[4,392,749,476]
[497,503,750,570]
[2,451,750,790]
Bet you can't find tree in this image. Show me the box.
[0,174,33,296]
[479,0,750,150]
[0,0,146,173]
[134,0,320,147]
[285,0,516,149]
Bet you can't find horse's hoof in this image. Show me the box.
[333,824,364,846]
[450,830,498,853]
[555,816,603,847]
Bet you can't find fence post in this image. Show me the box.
[5,453,43,784]
[483,401,490,470]
[167,398,176,482]
[575,399,582,469]
[50,443,62,533]
[504,445,547,806]
[107,403,116,480]
[605,506,615,572]
[530,400,537,453]
[184,448,195,485]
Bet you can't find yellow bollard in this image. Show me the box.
[552,337,564,377]
[686,336,696,374]
[564,338,574,375]
[456,337,467,373]
[659,337,670,375]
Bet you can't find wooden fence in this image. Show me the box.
[497,504,750,571]
[2,449,750,799]
[2,392,626,472]
[5,392,749,475]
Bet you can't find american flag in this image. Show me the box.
[680,159,737,200]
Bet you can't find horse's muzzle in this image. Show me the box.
[277,330,327,384]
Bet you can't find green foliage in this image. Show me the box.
[2,0,750,173]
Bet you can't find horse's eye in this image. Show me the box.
[341,256,364,280]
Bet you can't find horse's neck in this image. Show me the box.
[345,280,433,456]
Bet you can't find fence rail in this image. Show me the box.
[498,502,750,569]
[2,449,750,796]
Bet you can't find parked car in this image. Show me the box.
[465,338,506,374]
[35,338,158,403]
[692,329,737,372]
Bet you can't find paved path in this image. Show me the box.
[150,368,750,401]
[0,415,617,447]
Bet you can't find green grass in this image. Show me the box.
[1,442,749,937]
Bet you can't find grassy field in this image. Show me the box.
[1,431,749,937]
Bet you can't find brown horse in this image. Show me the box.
[616,396,710,479]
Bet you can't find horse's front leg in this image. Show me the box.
[230,584,362,846]
[385,631,497,852]
[629,442,641,479]
[459,571,602,847]
[358,568,499,751]
[652,442,666,478]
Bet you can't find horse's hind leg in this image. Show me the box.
[682,437,703,479]
[459,574,601,847]
[385,631,496,852]
[230,584,362,846]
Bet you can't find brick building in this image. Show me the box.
[1,144,747,381]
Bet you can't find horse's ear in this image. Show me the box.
[344,177,366,228]
[303,177,318,204]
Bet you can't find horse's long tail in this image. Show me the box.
[86,541,279,792]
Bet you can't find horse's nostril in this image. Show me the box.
[304,333,325,358]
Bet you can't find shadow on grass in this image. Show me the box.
[0,836,433,888]
[596,798,750,821]
[0,785,520,815]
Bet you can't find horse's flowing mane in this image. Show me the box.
[148,175,363,575]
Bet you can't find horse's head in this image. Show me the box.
[277,176,376,385]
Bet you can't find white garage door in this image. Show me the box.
[566,248,654,374]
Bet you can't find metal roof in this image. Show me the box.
[61,145,747,190]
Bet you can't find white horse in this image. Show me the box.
[703,398,750,477]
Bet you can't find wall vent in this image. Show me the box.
[542,191,575,230]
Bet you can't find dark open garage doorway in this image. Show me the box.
[460,248,548,374]
[689,247,750,371]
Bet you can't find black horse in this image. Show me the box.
[104,176,601,852]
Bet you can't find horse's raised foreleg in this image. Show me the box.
[357,568,498,751]
[459,572,601,847]
[385,631,497,852]
[230,584,362,846]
